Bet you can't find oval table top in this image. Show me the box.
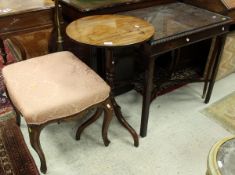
[66,14,155,47]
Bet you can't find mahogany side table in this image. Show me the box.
[120,2,232,137]
[66,14,155,146]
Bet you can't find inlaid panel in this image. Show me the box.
[0,0,54,36]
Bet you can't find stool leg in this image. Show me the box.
[28,125,47,174]
[76,108,102,140]
[102,99,113,146]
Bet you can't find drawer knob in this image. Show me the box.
[186,38,190,42]
[222,27,225,31]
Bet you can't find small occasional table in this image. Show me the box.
[207,136,235,175]
[66,14,155,146]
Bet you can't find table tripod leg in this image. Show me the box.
[111,96,139,147]
[105,48,139,147]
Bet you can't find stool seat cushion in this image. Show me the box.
[2,51,110,125]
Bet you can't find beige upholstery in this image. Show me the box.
[2,51,110,125]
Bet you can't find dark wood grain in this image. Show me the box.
[0,0,54,64]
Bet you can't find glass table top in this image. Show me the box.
[0,0,54,17]
[217,138,235,175]
[60,0,145,12]
[120,2,231,44]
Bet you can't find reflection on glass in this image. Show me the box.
[121,2,228,42]
[217,138,235,175]
[0,0,53,15]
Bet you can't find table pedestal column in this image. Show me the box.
[105,48,139,147]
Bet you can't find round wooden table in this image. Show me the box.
[66,14,155,47]
[207,136,235,175]
[66,14,155,146]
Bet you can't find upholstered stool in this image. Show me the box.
[207,136,235,175]
[2,51,113,173]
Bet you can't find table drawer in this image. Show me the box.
[0,8,53,36]
[150,25,230,56]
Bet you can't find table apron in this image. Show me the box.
[149,25,230,56]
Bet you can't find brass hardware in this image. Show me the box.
[106,104,111,109]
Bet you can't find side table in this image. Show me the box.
[66,14,155,146]
[120,2,232,137]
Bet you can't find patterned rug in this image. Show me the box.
[0,120,39,175]
[201,91,235,133]
[1,50,39,175]
[0,43,15,121]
